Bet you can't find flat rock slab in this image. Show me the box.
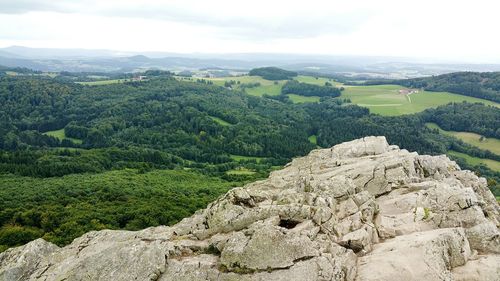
[356,228,471,281]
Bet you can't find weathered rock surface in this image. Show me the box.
[1,136,499,281]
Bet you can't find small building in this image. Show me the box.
[132,75,147,81]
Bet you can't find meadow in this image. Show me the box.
[294,75,340,86]
[447,151,500,171]
[426,123,500,155]
[308,135,318,145]
[77,79,136,85]
[208,76,285,96]
[340,85,500,116]
[209,116,232,126]
[230,154,264,163]
[44,129,83,144]
[287,94,320,103]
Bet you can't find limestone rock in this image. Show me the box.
[0,239,59,281]
[451,255,500,281]
[356,228,471,281]
[0,136,498,281]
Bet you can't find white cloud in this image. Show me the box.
[0,0,499,62]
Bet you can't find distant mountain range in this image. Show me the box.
[2,46,500,78]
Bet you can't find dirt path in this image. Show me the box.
[406,93,413,103]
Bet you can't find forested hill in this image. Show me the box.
[421,102,500,138]
[1,73,499,252]
[0,74,498,181]
[362,71,500,103]
[248,67,298,80]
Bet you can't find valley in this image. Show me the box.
[0,66,499,254]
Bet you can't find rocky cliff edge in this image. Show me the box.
[1,136,499,281]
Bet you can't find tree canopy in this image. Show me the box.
[248,67,298,80]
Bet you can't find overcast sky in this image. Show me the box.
[0,0,499,62]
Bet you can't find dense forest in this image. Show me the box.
[421,102,500,138]
[361,72,500,103]
[0,70,499,252]
[281,80,341,97]
[248,67,298,80]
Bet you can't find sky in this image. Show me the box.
[0,0,499,62]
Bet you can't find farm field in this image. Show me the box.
[294,75,340,86]
[44,129,83,144]
[207,76,286,96]
[447,151,500,171]
[287,94,320,103]
[230,154,264,163]
[77,79,137,85]
[246,83,283,96]
[341,84,499,116]
[426,123,500,154]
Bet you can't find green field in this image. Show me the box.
[341,85,499,116]
[230,154,264,163]
[287,94,320,103]
[447,151,500,171]
[226,167,256,175]
[77,79,134,86]
[294,75,340,86]
[246,83,283,96]
[5,71,58,78]
[424,123,500,172]
[208,76,285,97]
[308,135,317,145]
[209,116,232,126]
[44,129,83,144]
[426,123,500,154]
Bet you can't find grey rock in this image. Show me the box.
[451,255,500,281]
[356,228,471,281]
[0,239,58,281]
[0,136,498,281]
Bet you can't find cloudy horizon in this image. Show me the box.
[1,0,499,63]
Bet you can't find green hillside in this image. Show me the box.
[341,85,499,116]
[1,72,499,253]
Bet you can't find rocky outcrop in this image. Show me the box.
[1,136,499,281]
